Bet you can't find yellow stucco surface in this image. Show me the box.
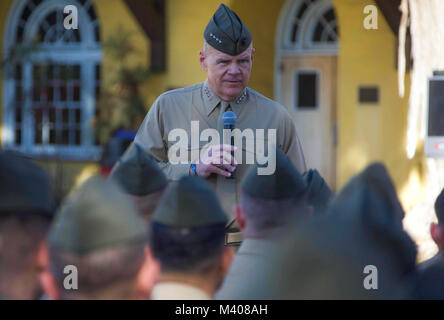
[142,0,233,104]
[333,0,427,210]
[0,0,149,200]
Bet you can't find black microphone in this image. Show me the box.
[222,111,237,179]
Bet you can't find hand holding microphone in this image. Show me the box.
[189,111,238,178]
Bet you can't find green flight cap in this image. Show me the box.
[330,162,406,229]
[327,162,417,274]
[109,143,168,196]
[152,176,228,228]
[48,176,146,254]
[0,151,54,217]
[302,169,334,215]
[242,148,307,200]
[204,4,252,56]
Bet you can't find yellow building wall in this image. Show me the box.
[333,0,427,210]
[0,0,151,200]
[142,0,234,104]
[230,0,285,99]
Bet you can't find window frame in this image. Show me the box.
[294,68,321,111]
[281,0,339,54]
[2,0,102,160]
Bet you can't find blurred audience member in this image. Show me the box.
[0,152,55,299]
[149,176,233,300]
[40,176,159,300]
[216,149,310,299]
[109,143,168,223]
[99,129,135,176]
[415,188,444,299]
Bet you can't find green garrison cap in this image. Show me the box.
[0,152,54,216]
[330,162,406,229]
[109,143,168,196]
[204,4,252,56]
[48,176,146,253]
[302,169,334,215]
[153,176,228,228]
[327,162,417,277]
[242,148,307,200]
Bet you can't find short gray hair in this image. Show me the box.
[240,192,307,235]
[203,39,213,56]
[49,241,146,298]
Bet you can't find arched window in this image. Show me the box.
[2,0,102,159]
[280,0,339,53]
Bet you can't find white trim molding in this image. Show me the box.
[274,0,339,103]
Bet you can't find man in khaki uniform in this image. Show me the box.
[134,4,306,243]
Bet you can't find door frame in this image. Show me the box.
[274,0,339,189]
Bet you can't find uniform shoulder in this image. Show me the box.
[157,83,202,101]
[149,83,202,114]
[248,88,289,115]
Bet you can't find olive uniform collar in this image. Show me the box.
[202,80,248,117]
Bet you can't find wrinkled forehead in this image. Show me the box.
[208,43,254,59]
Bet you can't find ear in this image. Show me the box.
[199,50,207,72]
[234,204,246,231]
[250,47,255,64]
[431,223,441,249]
[39,245,60,300]
[136,246,160,299]
[36,241,48,271]
[220,247,235,276]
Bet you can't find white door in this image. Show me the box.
[280,55,337,189]
[276,0,339,189]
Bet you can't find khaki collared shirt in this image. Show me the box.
[135,81,306,220]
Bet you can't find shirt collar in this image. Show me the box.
[151,282,211,300]
[203,80,249,117]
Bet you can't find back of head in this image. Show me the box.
[0,151,54,217]
[47,176,148,299]
[0,152,55,299]
[109,143,168,221]
[435,188,444,225]
[240,148,308,236]
[325,162,417,295]
[150,176,228,275]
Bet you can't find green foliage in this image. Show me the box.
[95,26,154,144]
